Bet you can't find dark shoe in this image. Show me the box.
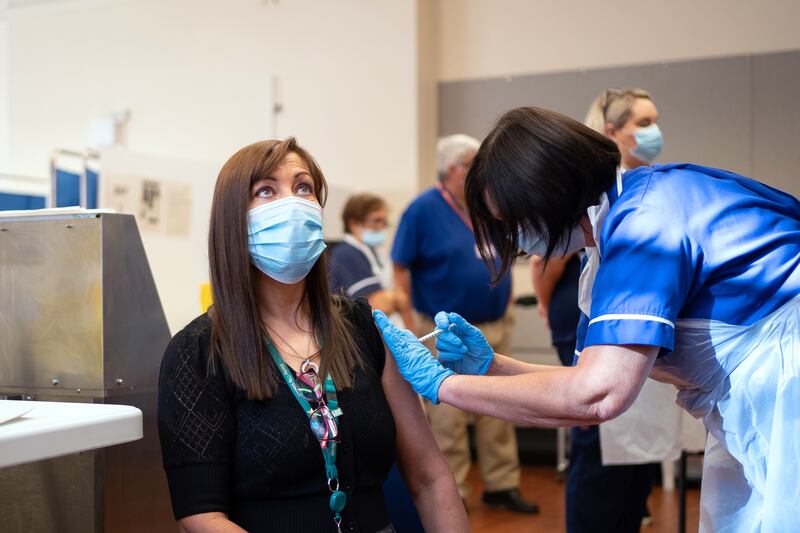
[481,489,540,514]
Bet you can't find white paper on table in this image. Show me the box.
[0,403,34,425]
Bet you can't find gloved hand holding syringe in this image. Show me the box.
[373,310,496,404]
[423,312,496,376]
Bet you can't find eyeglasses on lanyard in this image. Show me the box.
[267,343,348,532]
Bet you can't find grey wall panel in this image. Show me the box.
[633,57,752,175]
[752,51,800,197]
[439,55,756,176]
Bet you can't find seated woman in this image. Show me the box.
[328,193,415,329]
[157,138,468,533]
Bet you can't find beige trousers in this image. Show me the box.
[419,313,521,498]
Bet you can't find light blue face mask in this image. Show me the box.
[248,197,327,284]
[361,229,387,248]
[630,123,663,163]
[518,223,585,257]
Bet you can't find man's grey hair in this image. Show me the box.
[437,134,481,181]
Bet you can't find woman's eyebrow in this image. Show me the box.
[251,172,310,188]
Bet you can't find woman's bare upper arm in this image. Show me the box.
[379,345,450,489]
[178,512,248,533]
[380,345,430,439]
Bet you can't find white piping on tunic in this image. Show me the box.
[347,276,382,297]
[589,313,675,329]
[343,234,382,277]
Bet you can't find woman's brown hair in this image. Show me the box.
[208,138,362,400]
[341,193,387,234]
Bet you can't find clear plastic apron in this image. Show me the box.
[650,293,800,532]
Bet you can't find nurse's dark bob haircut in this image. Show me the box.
[466,107,620,282]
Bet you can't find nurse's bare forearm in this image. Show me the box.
[438,345,658,428]
[437,370,596,427]
[487,352,559,376]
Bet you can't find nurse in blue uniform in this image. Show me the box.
[372,107,800,532]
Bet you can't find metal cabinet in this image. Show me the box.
[0,213,173,532]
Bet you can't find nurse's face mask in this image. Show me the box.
[614,97,662,164]
[248,196,327,284]
[629,124,663,163]
[361,229,387,248]
[518,223,586,258]
[358,209,389,248]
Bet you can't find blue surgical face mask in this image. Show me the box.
[248,197,327,284]
[630,123,663,163]
[518,224,586,258]
[361,229,387,248]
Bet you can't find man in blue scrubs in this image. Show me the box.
[392,134,538,513]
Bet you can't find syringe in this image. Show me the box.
[417,323,456,343]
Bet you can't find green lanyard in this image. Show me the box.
[266,341,348,531]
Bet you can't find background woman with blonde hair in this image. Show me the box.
[584,88,663,168]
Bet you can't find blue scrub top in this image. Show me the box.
[328,239,384,298]
[581,163,800,352]
[391,188,512,323]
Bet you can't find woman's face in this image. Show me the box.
[605,97,659,169]
[249,152,319,210]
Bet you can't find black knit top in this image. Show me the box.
[157,298,397,533]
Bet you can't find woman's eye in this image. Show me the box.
[255,186,274,198]
[296,183,313,196]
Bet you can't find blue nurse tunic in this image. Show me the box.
[576,163,800,532]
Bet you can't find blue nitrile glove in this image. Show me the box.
[434,311,494,375]
[373,310,455,404]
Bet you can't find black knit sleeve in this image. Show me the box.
[348,297,388,377]
[157,315,236,520]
